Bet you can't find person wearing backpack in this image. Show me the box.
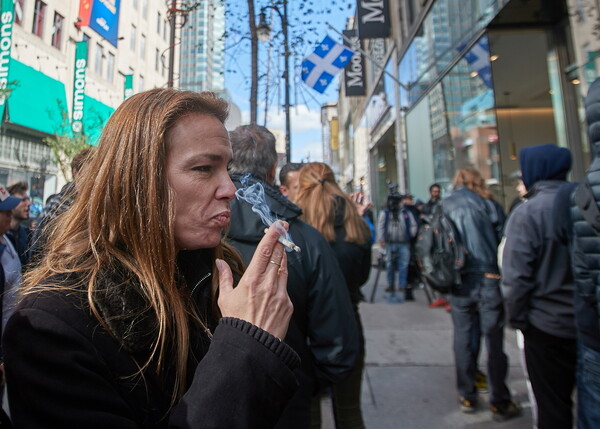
[442,168,521,421]
[567,77,600,429]
[377,192,418,300]
[502,144,576,429]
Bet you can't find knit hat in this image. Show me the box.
[519,144,572,189]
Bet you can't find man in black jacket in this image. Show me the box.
[227,125,360,429]
[502,144,576,429]
[569,77,600,429]
[443,168,520,421]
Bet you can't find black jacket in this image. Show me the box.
[3,250,299,428]
[330,198,372,309]
[570,77,600,352]
[442,187,505,274]
[502,181,576,338]
[227,175,360,428]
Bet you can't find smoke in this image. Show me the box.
[235,174,295,249]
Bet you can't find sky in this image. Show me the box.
[224,0,356,163]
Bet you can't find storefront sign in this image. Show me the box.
[356,0,390,38]
[0,0,14,117]
[77,0,121,47]
[72,41,88,134]
[343,29,365,96]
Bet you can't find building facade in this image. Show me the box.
[1,0,174,211]
[179,0,225,93]
[335,0,600,212]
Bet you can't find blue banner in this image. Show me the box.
[89,0,121,47]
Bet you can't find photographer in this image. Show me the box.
[376,192,417,300]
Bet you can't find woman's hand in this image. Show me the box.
[216,221,293,340]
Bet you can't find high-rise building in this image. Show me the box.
[179,0,225,93]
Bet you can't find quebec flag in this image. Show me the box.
[460,35,493,89]
[301,36,355,94]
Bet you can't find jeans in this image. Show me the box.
[450,272,511,406]
[577,342,600,429]
[385,242,410,289]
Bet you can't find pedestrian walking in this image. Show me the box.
[3,89,299,428]
[227,126,359,429]
[443,167,521,421]
[294,162,372,429]
[502,144,576,429]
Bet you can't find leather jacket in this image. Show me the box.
[442,187,505,274]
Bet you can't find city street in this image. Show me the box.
[317,265,535,429]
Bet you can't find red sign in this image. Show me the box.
[76,0,93,27]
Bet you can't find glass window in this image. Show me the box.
[130,24,136,51]
[140,34,146,59]
[138,75,144,92]
[440,34,500,192]
[107,52,115,82]
[157,12,162,33]
[142,0,148,18]
[133,0,138,9]
[14,0,25,26]
[32,0,46,38]
[51,12,64,49]
[155,48,160,71]
[95,43,104,75]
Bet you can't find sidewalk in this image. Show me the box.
[318,267,534,429]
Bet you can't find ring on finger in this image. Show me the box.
[269,260,281,268]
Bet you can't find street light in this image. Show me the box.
[256,1,291,163]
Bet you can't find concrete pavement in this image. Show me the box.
[318,266,534,429]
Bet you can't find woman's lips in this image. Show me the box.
[213,211,231,228]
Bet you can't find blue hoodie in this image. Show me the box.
[519,144,572,189]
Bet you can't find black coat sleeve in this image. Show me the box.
[4,303,299,428]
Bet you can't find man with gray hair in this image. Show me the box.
[227,125,359,429]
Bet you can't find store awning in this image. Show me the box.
[7,59,68,135]
[84,95,114,146]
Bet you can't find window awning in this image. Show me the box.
[7,59,68,136]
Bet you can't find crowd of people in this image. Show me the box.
[0,81,597,429]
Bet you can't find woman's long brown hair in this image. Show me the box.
[21,88,243,405]
[293,162,370,244]
[452,167,494,200]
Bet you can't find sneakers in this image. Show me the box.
[459,397,477,413]
[474,370,489,393]
[428,297,447,308]
[490,401,522,422]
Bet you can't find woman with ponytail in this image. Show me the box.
[294,162,372,429]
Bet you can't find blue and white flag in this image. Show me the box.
[301,36,355,94]
[459,35,493,89]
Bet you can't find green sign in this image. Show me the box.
[72,41,88,134]
[0,0,15,118]
[124,74,133,99]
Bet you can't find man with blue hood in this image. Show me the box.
[502,144,577,429]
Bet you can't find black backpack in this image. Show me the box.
[415,204,465,294]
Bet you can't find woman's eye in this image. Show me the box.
[193,166,211,173]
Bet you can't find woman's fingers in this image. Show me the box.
[247,221,288,275]
[216,259,234,294]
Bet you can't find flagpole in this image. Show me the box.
[326,23,409,91]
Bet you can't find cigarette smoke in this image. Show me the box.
[235,174,295,250]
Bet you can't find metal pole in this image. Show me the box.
[167,0,177,88]
[282,0,291,163]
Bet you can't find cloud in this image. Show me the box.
[292,139,323,162]
[265,105,322,134]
